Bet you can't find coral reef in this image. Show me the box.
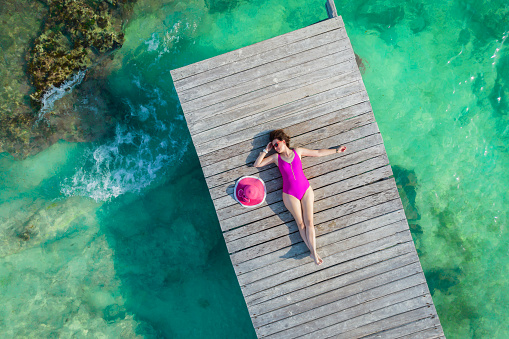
[0,0,134,159]
[27,0,128,104]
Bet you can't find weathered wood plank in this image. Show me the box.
[220,155,390,231]
[206,113,377,195]
[208,124,382,202]
[177,40,354,104]
[218,155,390,225]
[242,230,412,298]
[326,0,338,18]
[301,298,434,338]
[195,91,369,156]
[170,16,344,82]
[246,241,414,307]
[198,99,372,168]
[234,207,406,276]
[361,316,443,339]
[247,246,417,317]
[397,327,446,339]
[336,307,440,339]
[223,165,392,243]
[181,50,355,114]
[238,220,411,288]
[184,52,355,119]
[252,257,421,327]
[226,194,402,257]
[239,221,412,294]
[229,180,398,265]
[193,80,364,146]
[188,67,361,134]
[201,101,373,176]
[174,25,348,92]
[261,282,429,338]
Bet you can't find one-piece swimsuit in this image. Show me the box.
[278,149,310,200]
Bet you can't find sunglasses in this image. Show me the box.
[273,140,285,148]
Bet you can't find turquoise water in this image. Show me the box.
[0,0,507,337]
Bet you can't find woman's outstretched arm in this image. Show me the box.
[298,145,347,157]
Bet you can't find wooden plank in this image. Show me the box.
[201,101,373,176]
[300,298,434,338]
[247,247,417,317]
[198,99,372,168]
[170,16,345,82]
[176,40,354,104]
[238,220,411,287]
[192,79,364,146]
[335,307,440,339]
[196,92,371,158]
[229,180,398,267]
[208,124,382,203]
[219,155,390,231]
[174,25,348,92]
[398,327,446,339]
[206,112,377,194]
[181,50,355,114]
[252,257,421,326]
[226,194,402,257]
[242,230,412,298]
[209,128,381,206]
[215,142,387,218]
[188,67,361,134]
[261,282,429,338]
[246,241,414,307]
[361,317,443,339]
[237,221,411,286]
[326,0,338,18]
[213,135,385,213]
[234,207,406,276]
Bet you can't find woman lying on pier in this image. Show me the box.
[254,129,347,266]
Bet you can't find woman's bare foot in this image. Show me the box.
[311,252,323,266]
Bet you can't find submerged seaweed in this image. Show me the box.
[0,0,135,159]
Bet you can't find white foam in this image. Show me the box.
[61,122,187,202]
[145,33,160,51]
[36,70,87,125]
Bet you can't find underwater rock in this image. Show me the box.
[355,53,368,75]
[425,267,462,295]
[392,165,420,222]
[459,0,508,41]
[103,304,126,323]
[27,0,126,104]
[0,0,135,159]
[0,197,99,258]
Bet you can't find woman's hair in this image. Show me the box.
[269,129,291,148]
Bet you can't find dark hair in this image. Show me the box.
[269,129,291,148]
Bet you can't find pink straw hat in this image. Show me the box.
[234,176,266,208]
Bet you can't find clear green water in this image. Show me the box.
[0,0,507,337]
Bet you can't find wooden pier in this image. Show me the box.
[171,13,445,339]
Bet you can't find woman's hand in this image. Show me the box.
[265,142,273,152]
[337,145,347,153]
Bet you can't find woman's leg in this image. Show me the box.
[301,187,323,265]
[282,193,312,252]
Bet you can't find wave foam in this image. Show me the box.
[61,123,187,202]
[37,70,87,125]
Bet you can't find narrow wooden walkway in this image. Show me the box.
[171,15,445,339]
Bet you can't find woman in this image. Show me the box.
[253,129,347,265]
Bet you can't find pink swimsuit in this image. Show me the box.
[278,149,310,200]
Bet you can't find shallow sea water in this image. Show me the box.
[0,0,508,337]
